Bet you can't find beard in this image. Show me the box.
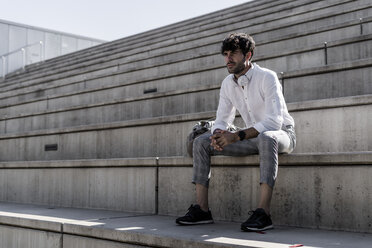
[226,57,246,74]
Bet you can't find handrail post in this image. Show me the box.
[360,18,363,35]
[324,42,328,65]
[21,48,26,70]
[39,41,44,62]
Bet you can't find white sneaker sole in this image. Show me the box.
[177,220,214,225]
[241,224,274,231]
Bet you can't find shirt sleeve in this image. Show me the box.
[212,82,236,133]
[253,72,284,132]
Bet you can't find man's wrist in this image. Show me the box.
[237,130,246,141]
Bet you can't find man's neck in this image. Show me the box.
[233,62,251,82]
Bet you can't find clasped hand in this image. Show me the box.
[210,129,238,151]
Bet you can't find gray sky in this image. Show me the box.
[0,0,251,41]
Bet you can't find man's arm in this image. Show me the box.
[211,80,236,134]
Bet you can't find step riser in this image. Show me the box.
[0,225,61,248]
[0,103,370,161]
[0,162,370,233]
[284,65,372,102]
[0,167,156,213]
[159,164,372,233]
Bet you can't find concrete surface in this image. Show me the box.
[0,202,371,248]
[0,95,371,160]
[0,153,370,233]
[284,59,372,102]
[0,166,156,213]
[1,1,369,98]
[2,0,359,86]
[0,56,371,134]
[2,34,371,121]
[0,225,61,248]
[157,156,372,233]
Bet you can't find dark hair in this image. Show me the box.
[221,33,255,60]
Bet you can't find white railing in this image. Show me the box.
[1,41,44,78]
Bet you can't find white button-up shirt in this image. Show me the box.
[212,63,294,133]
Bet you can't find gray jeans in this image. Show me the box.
[192,126,296,188]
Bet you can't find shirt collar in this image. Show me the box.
[230,63,255,88]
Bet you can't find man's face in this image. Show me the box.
[223,49,247,75]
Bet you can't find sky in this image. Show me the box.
[0,0,252,41]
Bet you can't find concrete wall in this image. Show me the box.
[1,35,371,122]
[0,166,156,213]
[64,235,144,248]
[0,97,370,161]
[0,225,61,248]
[158,162,372,233]
[0,153,370,233]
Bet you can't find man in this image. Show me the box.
[176,33,296,231]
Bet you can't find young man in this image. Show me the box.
[176,33,296,231]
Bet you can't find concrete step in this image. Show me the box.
[0,95,370,160]
[1,202,371,248]
[1,14,370,105]
[3,0,344,83]
[1,32,371,111]
[0,0,369,93]
[0,152,371,234]
[282,58,372,102]
[1,30,372,110]
[0,58,371,134]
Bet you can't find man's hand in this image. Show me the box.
[210,130,239,151]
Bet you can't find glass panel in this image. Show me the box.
[77,39,91,50]
[0,57,5,77]
[44,32,61,60]
[7,49,24,74]
[61,35,77,55]
[0,23,9,55]
[27,29,44,64]
[9,25,27,51]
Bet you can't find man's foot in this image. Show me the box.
[176,204,214,225]
[241,208,274,231]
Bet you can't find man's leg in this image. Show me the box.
[196,184,209,212]
[192,132,259,212]
[257,130,293,214]
[241,130,294,231]
[176,132,215,225]
[258,183,273,215]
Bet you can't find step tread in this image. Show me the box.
[0,152,371,168]
[0,202,370,248]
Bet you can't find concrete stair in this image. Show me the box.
[0,202,371,248]
[0,0,371,246]
[1,34,371,120]
[0,0,370,95]
[0,152,371,233]
[0,94,370,160]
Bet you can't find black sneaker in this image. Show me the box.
[176,204,214,225]
[241,208,273,231]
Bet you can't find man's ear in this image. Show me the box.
[245,51,252,61]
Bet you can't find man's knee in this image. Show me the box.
[258,131,278,150]
[193,133,211,151]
